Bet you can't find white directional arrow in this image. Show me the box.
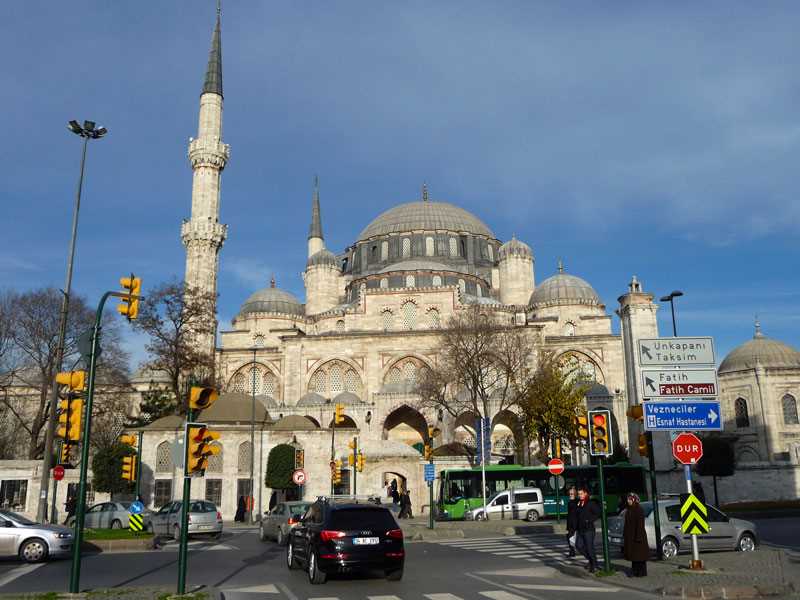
[709,408,718,423]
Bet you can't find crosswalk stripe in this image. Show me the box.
[368,596,403,600]
[223,584,279,594]
[307,597,339,600]
[479,591,527,600]
[424,595,464,600]
[511,584,619,592]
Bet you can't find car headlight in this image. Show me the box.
[57,532,72,539]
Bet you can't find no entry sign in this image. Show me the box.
[53,465,65,481]
[672,432,703,465]
[547,458,565,475]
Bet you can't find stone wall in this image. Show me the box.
[658,463,800,504]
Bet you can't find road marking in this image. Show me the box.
[224,584,279,593]
[0,563,45,588]
[276,582,298,600]
[307,597,339,600]
[479,591,528,600]
[477,567,558,577]
[425,594,464,600]
[368,596,403,600]
[510,584,619,592]
[468,572,547,600]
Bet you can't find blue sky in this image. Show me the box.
[2,1,799,370]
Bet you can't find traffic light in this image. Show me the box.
[638,433,649,457]
[58,442,73,465]
[333,459,343,484]
[117,275,142,321]
[423,443,432,461]
[119,434,137,448]
[186,424,221,475]
[588,409,613,457]
[626,405,644,422]
[348,452,356,466]
[189,386,219,411]
[57,397,84,442]
[574,414,589,440]
[121,455,137,482]
[334,403,345,425]
[55,370,86,392]
[295,448,304,469]
[356,451,365,472]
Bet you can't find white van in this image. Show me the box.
[466,487,545,522]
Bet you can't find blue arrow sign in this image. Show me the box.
[643,400,723,431]
[129,500,145,515]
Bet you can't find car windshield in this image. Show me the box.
[1,511,37,526]
[289,504,310,516]
[119,502,132,509]
[638,502,655,518]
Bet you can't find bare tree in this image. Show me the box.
[517,352,589,462]
[132,281,217,414]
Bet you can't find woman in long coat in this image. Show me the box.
[623,492,649,577]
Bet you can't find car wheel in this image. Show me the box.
[738,533,757,552]
[111,519,122,530]
[476,512,487,521]
[19,538,48,563]
[386,568,403,581]
[308,550,327,584]
[173,525,181,542]
[286,539,299,570]
[259,523,267,542]
[661,536,679,559]
[526,510,539,522]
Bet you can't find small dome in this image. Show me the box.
[498,237,532,260]
[239,284,304,317]
[333,391,366,405]
[307,248,338,268]
[719,325,800,374]
[358,201,495,241]
[271,414,320,431]
[529,269,601,308]
[296,392,326,407]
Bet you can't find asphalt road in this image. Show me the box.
[751,517,800,552]
[0,529,651,600]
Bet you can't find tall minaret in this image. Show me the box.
[181,4,229,356]
[304,178,341,314]
[308,176,324,257]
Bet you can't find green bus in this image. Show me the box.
[436,463,648,520]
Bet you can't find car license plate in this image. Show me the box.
[610,536,622,544]
[353,537,379,545]
[199,525,214,530]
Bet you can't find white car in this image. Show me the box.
[0,510,73,563]
[467,488,545,522]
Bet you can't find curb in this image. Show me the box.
[81,537,155,553]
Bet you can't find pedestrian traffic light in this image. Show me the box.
[186,424,221,475]
[117,275,142,321]
[189,386,219,410]
[627,405,644,422]
[55,370,87,392]
[638,433,649,457]
[588,409,613,457]
[57,397,84,442]
[423,443,433,461]
[334,403,345,425]
[58,441,73,466]
[121,455,137,482]
[356,451,365,472]
[574,414,589,440]
[119,434,138,448]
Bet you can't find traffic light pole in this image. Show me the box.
[135,431,143,500]
[428,455,435,531]
[352,436,357,497]
[177,412,194,595]
[646,432,663,559]
[596,457,611,573]
[330,420,336,496]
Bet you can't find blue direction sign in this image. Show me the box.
[424,464,435,482]
[129,500,144,515]
[644,400,722,431]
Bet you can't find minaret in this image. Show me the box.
[308,176,324,257]
[304,178,340,314]
[181,4,229,356]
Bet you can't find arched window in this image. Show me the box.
[387,367,402,384]
[402,301,417,330]
[735,398,750,428]
[402,238,411,258]
[382,309,394,331]
[263,371,276,398]
[336,319,345,332]
[425,237,435,256]
[380,278,388,289]
[476,286,483,298]
[563,322,576,336]
[449,237,458,258]
[237,442,252,473]
[487,245,494,262]
[371,245,378,260]
[381,241,389,261]
[383,357,424,389]
[403,361,418,383]
[248,367,262,395]
[432,275,442,286]
[428,308,441,329]
[254,334,265,347]
[311,371,327,394]
[558,352,600,383]
[783,394,799,425]
[405,275,415,288]
[307,360,363,398]
[329,364,343,393]
[232,373,246,393]
[206,443,223,472]
[345,369,362,395]
[156,442,173,473]
[460,239,466,256]
[458,279,466,294]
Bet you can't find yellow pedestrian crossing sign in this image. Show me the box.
[680,493,708,535]
[129,513,144,532]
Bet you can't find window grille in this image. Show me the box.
[563,322,576,336]
[248,367,262,395]
[487,245,494,261]
[432,275,442,286]
[402,302,417,330]
[345,369,361,395]
[154,480,172,508]
[156,441,173,473]
[402,238,411,258]
[387,367,402,384]
[382,310,394,331]
[311,371,326,394]
[783,394,799,425]
[425,237,435,256]
[428,309,441,329]
[330,364,344,393]
[232,373,246,393]
[735,398,750,428]
[405,275,415,288]
[403,360,418,383]
[0,480,27,511]
[458,279,466,294]
[238,441,252,473]
[205,479,222,507]
[336,320,345,332]
[206,443,223,472]
[381,241,389,261]
[254,334,265,347]
[449,237,458,257]
[263,372,276,398]
[380,278,388,289]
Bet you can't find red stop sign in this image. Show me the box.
[547,458,565,475]
[53,465,65,481]
[672,432,703,465]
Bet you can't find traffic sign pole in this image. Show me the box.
[685,465,702,570]
[134,431,143,500]
[428,456,434,531]
[177,408,195,595]
[645,433,663,560]
[597,457,611,573]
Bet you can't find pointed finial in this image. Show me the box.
[754,315,763,338]
[422,183,429,202]
[308,175,323,240]
[270,274,276,288]
[217,0,221,17]
[557,258,564,273]
[202,3,223,97]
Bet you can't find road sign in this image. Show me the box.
[129,513,144,532]
[129,500,144,515]
[548,475,565,491]
[638,337,715,367]
[641,368,718,398]
[474,417,491,464]
[644,400,722,431]
[672,432,704,464]
[424,463,435,482]
[292,469,306,486]
[680,493,708,535]
[53,465,65,481]
[547,458,565,475]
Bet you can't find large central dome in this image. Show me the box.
[358,201,495,241]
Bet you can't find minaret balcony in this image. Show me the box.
[188,137,230,169]
[181,219,228,246]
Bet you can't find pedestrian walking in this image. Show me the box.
[623,492,649,577]
[575,486,600,572]
[234,496,246,522]
[64,494,76,525]
[566,487,578,557]
[404,491,413,518]
[391,478,400,504]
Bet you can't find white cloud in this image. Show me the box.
[224,258,275,289]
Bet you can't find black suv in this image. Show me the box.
[286,498,404,584]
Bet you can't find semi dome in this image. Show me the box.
[719,325,800,374]
[498,237,532,260]
[358,201,495,241]
[529,269,601,307]
[238,284,304,317]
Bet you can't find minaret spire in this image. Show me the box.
[308,175,323,240]
[202,3,223,97]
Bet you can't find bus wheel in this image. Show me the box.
[525,510,539,522]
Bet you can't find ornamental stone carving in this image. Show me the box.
[188,137,230,169]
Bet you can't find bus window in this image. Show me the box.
[445,472,480,502]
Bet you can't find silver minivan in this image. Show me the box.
[148,500,222,540]
[467,488,545,522]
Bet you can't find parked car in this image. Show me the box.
[286,497,404,584]
[69,501,151,530]
[0,510,73,563]
[147,500,222,540]
[260,501,311,545]
[607,499,758,559]
[466,488,545,522]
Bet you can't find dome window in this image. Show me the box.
[432,275,442,287]
[254,334,265,347]
[381,241,389,261]
[425,237,435,256]
[458,279,466,294]
[487,245,494,262]
[783,394,799,425]
[405,275,415,288]
[402,238,411,258]
[449,237,458,258]
[380,278,388,289]
[563,322,576,337]
[735,398,750,428]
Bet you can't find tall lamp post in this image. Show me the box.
[37,120,107,523]
[249,346,257,523]
[659,290,683,337]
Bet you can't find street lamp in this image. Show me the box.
[249,346,257,523]
[659,290,684,337]
[37,119,107,523]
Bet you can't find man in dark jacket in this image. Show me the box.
[566,487,579,557]
[575,486,600,572]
